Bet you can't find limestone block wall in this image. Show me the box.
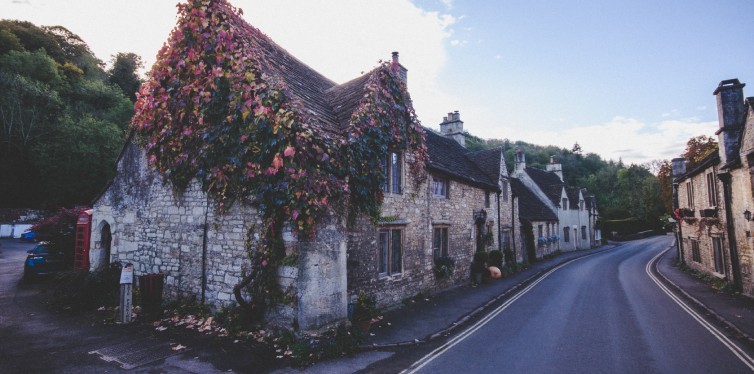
[92,141,347,330]
[347,175,498,309]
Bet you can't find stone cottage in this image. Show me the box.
[89,0,518,330]
[671,78,754,298]
[347,110,517,307]
[511,150,597,259]
[672,151,732,281]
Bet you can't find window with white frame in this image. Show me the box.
[378,228,403,276]
[686,181,694,209]
[563,227,570,242]
[562,198,568,209]
[581,225,587,240]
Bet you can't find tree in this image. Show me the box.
[0,20,131,208]
[656,160,673,213]
[684,135,718,165]
[108,52,143,101]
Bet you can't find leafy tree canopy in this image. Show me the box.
[0,19,137,208]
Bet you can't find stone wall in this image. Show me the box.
[92,141,347,331]
[727,105,754,296]
[676,164,732,281]
[346,169,505,309]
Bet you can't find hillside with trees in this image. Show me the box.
[465,132,666,231]
[0,20,140,208]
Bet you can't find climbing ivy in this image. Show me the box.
[347,62,428,220]
[132,0,426,317]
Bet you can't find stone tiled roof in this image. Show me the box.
[425,131,499,191]
[677,150,720,182]
[511,178,557,221]
[524,166,564,205]
[466,148,503,184]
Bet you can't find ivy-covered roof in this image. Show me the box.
[425,131,499,191]
[511,178,557,221]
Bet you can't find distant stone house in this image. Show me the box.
[347,111,516,307]
[510,178,557,262]
[89,0,520,330]
[671,78,754,298]
[680,78,754,297]
[511,150,597,259]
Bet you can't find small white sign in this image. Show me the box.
[120,264,133,284]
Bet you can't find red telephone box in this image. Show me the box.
[74,209,93,271]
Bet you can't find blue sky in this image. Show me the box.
[4,0,753,165]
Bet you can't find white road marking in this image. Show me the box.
[402,254,597,374]
[646,248,754,371]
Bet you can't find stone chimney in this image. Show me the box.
[714,79,746,165]
[391,51,408,83]
[439,110,465,148]
[514,147,526,173]
[546,155,563,181]
[671,157,687,181]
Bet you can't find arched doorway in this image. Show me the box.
[101,223,112,266]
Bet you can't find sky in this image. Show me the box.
[3,0,754,165]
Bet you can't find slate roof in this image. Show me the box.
[466,148,503,183]
[511,178,557,221]
[524,166,564,206]
[676,150,720,182]
[566,187,581,210]
[425,131,499,191]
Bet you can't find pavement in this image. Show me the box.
[359,236,754,350]
[653,240,754,346]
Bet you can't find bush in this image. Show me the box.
[488,250,503,269]
[351,291,377,322]
[433,256,456,279]
[50,261,122,311]
[473,251,488,264]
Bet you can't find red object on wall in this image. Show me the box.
[74,209,93,271]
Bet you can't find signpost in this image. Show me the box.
[119,263,133,324]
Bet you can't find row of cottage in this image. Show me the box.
[87,0,600,331]
[672,79,754,298]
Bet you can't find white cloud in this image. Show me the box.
[498,117,719,164]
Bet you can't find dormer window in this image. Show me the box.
[382,151,402,194]
[562,198,568,209]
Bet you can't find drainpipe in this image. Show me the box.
[719,173,743,292]
[201,195,210,304]
[511,193,517,268]
[497,192,502,252]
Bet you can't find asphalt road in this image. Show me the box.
[404,236,754,374]
[0,239,268,374]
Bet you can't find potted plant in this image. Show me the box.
[352,291,378,334]
[434,256,456,279]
